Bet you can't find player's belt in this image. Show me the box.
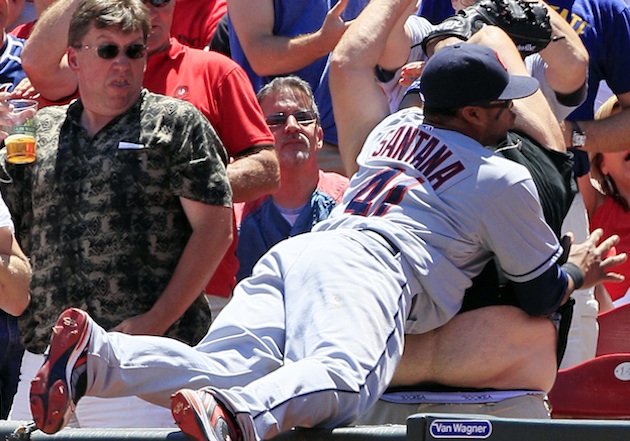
[360,229,400,255]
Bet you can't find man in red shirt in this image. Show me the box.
[171,0,226,49]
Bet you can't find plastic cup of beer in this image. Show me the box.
[5,99,38,165]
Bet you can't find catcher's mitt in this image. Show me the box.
[420,0,552,57]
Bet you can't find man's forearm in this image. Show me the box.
[575,108,630,153]
[147,209,233,333]
[227,147,280,203]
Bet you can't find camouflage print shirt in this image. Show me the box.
[0,90,232,353]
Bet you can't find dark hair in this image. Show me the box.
[68,0,150,48]
[256,75,320,121]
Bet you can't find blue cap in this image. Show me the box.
[419,43,539,109]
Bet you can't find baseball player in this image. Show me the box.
[29,43,623,441]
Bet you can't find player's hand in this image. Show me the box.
[566,228,627,290]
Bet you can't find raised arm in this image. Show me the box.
[376,1,421,73]
[228,0,352,77]
[21,0,80,102]
[330,0,418,176]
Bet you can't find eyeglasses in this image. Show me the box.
[265,110,317,128]
[76,43,147,60]
[142,0,171,7]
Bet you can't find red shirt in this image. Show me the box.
[171,0,227,49]
[146,39,274,297]
[9,21,35,39]
[591,196,630,301]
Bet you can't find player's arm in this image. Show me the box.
[330,0,418,176]
[515,228,625,315]
[20,0,80,101]
[111,199,233,335]
[468,25,566,152]
[228,0,351,77]
[0,227,31,317]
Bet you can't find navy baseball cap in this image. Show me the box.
[419,43,539,110]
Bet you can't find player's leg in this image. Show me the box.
[29,260,292,435]
[173,229,413,441]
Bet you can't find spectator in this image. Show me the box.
[2,0,233,428]
[20,0,280,321]
[236,76,348,281]
[28,38,623,440]
[0,2,37,418]
[0,97,32,420]
[227,0,370,175]
[171,0,226,50]
[584,95,630,310]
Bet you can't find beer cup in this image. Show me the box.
[5,99,38,164]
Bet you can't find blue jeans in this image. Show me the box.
[0,311,24,419]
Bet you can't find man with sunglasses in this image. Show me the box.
[235,76,349,281]
[2,0,234,429]
[19,0,280,326]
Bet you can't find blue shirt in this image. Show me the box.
[227,0,369,146]
[0,35,27,90]
[236,171,348,280]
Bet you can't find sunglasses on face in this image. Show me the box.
[143,0,171,7]
[265,110,317,128]
[76,43,147,60]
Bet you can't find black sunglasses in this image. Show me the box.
[143,0,171,7]
[265,110,317,127]
[76,43,147,60]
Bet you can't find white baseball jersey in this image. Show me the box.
[316,108,562,333]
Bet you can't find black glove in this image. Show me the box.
[421,0,552,58]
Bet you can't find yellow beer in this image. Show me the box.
[6,134,36,164]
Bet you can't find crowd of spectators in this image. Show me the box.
[0,0,628,434]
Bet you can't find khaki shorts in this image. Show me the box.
[355,394,551,425]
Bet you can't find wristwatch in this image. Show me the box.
[571,120,586,148]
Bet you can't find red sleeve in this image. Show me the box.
[214,64,274,156]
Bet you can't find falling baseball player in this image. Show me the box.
[29,3,625,441]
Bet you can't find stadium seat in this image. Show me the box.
[596,303,630,356]
[548,353,630,419]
